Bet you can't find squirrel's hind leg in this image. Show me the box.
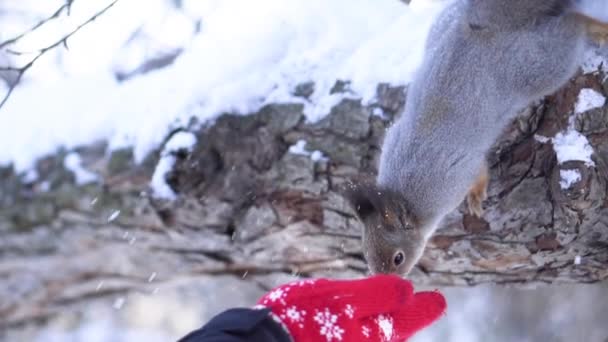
[466,163,489,218]
[586,18,608,45]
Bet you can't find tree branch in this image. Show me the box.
[0,0,119,110]
[0,1,73,50]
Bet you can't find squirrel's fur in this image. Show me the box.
[345,0,606,275]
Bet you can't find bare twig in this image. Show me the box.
[4,49,27,56]
[0,1,72,50]
[0,0,119,110]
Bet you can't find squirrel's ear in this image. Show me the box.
[343,182,379,220]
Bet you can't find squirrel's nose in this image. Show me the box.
[367,264,395,275]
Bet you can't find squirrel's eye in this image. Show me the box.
[393,251,405,266]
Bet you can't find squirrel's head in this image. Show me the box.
[343,181,426,276]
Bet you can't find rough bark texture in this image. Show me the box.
[1,64,608,333]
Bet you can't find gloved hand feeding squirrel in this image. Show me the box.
[178,275,446,342]
[345,0,608,276]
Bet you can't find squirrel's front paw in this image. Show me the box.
[466,188,486,217]
[466,166,489,217]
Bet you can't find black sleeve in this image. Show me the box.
[176,308,292,342]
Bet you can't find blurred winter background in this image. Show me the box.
[0,0,607,341]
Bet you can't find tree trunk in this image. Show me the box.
[1,61,608,332]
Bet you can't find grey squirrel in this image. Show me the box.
[345,0,608,276]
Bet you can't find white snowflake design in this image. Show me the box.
[343,304,355,319]
[293,279,317,287]
[264,286,291,305]
[314,308,345,341]
[376,315,394,341]
[279,306,307,329]
[361,325,371,338]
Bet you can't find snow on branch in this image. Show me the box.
[0,0,120,110]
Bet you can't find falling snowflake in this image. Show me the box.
[362,325,371,338]
[344,304,355,319]
[314,308,345,341]
[376,315,394,341]
[108,210,121,222]
[113,297,125,310]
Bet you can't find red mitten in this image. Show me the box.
[255,275,446,342]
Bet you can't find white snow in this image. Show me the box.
[111,9,197,78]
[288,140,309,156]
[150,131,197,200]
[559,169,582,189]
[63,152,99,185]
[288,139,328,162]
[310,150,328,162]
[553,129,595,166]
[0,0,445,172]
[150,155,178,200]
[372,107,387,118]
[23,168,38,183]
[581,49,608,74]
[575,255,582,265]
[162,131,197,152]
[534,134,551,144]
[547,88,598,167]
[574,88,606,114]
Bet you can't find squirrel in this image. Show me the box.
[344,0,608,276]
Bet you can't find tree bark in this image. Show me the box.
[1,63,608,330]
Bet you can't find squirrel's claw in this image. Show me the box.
[466,165,489,218]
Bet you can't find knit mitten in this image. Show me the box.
[256,275,446,342]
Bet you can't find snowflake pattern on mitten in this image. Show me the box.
[256,275,446,342]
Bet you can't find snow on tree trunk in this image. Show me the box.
[1,69,608,329]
